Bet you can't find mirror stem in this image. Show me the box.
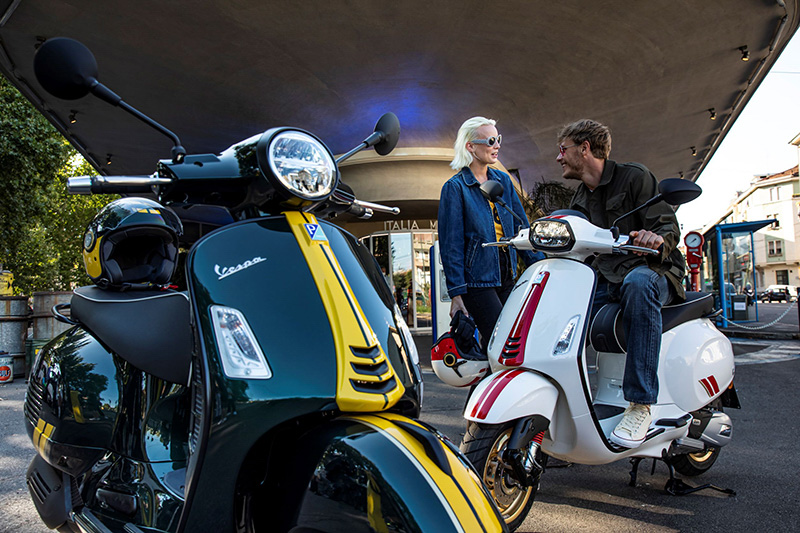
[496,199,526,232]
[335,141,368,165]
[336,131,388,165]
[92,80,186,163]
[117,101,186,163]
[610,194,662,239]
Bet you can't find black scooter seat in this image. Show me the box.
[590,292,714,354]
[71,286,193,384]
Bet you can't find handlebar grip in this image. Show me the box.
[346,203,374,219]
[67,175,173,195]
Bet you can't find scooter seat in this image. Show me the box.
[590,292,715,353]
[71,286,193,384]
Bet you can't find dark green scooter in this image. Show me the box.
[24,37,507,533]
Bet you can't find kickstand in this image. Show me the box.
[628,457,643,487]
[664,460,736,497]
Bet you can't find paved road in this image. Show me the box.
[2,341,799,533]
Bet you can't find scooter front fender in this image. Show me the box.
[465,369,558,425]
[264,413,507,532]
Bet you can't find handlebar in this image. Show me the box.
[351,199,400,216]
[328,187,399,219]
[616,243,661,255]
[67,175,173,195]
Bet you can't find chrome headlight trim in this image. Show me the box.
[265,130,337,201]
[530,218,575,252]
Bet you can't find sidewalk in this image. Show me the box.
[716,300,800,340]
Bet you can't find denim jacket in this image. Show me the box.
[438,167,543,297]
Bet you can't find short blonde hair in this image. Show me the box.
[450,116,497,170]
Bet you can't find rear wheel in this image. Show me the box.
[460,422,541,532]
[669,445,721,476]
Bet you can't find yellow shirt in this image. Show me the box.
[489,201,504,241]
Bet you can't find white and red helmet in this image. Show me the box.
[431,333,489,388]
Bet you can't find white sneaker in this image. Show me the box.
[610,403,652,448]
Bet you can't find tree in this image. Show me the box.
[0,76,116,295]
[520,178,575,221]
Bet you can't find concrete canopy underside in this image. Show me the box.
[0,1,798,209]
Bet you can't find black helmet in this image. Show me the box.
[83,198,183,289]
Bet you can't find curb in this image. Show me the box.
[720,329,800,341]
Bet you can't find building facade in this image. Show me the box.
[698,165,800,294]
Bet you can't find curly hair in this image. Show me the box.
[557,119,611,160]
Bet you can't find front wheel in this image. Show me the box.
[461,422,541,532]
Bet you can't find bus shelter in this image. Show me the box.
[709,220,774,324]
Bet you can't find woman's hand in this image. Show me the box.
[450,295,469,318]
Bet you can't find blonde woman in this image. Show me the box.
[438,117,543,352]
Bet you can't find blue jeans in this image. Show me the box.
[593,265,672,404]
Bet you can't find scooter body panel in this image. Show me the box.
[25,327,122,477]
[180,215,425,531]
[488,258,596,420]
[464,369,558,425]
[660,319,734,412]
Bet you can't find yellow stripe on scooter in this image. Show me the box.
[33,418,54,455]
[355,413,506,532]
[285,212,404,412]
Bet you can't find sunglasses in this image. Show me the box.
[558,143,579,155]
[471,134,502,147]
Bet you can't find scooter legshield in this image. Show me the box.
[465,369,558,425]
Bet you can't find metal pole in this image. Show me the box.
[716,227,727,325]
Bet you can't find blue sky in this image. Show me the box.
[679,28,800,236]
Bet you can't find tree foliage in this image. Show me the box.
[0,76,116,295]
[520,179,575,221]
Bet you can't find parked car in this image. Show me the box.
[759,285,796,303]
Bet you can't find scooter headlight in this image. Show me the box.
[267,131,336,201]
[530,219,574,252]
[210,305,272,379]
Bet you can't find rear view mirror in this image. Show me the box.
[479,180,504,202]
[658,178,702,206]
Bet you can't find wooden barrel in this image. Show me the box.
[0,296,29,356]
[32,291,72,341]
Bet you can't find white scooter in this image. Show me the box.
[432,178,740,531]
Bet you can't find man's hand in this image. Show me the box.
[450,295,469,318]
[629,230,664,256]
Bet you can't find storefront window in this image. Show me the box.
[361,229,437,331]
[391,233,413,326]
[413,233,434,328]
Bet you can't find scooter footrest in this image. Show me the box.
[654,414,691,427]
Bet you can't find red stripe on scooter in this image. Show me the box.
[469,371,508,418]
[500,272,549,366]
[699,378,713,397]
[707,374,720,395]
[473,369,525,420]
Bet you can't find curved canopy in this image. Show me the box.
[0,1,798,190]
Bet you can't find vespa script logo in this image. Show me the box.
[215,256,267,280]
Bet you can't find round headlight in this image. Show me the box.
[267,131,336,201]
[530,219,574,250]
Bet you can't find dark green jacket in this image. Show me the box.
[569,160,686,300]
